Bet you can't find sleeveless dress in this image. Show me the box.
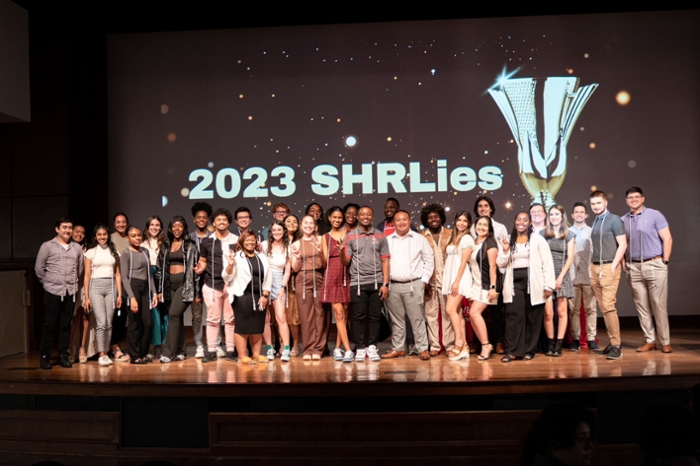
[469,236,498,305]
[442,235,475,298]
[321,233,350,304]
[541,230,575,299]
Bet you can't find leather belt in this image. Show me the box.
[591,260,613,265]
[630,255,662,263]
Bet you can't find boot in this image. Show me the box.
[553,339,563,357]
[546,338,555,356]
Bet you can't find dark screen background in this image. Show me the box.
[107,10,700,315]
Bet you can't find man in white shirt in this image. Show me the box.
[567,202,599,351]
[382,210,434,360]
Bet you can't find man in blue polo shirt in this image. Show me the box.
[621,187,673,353]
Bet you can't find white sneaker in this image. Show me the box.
[367,345,381,362]
[312,354,321,360]
[343,350,354,363]
[355,348,367,361]
[266,347,276,361]
[216,347,226,358]
[160,356,171,364]
[176,354,186,361]
[98,356,112,366]
[280,348,291,362]
[333,348,344,361]
[195,346,204,358]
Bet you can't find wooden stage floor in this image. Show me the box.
[1,325,699,398]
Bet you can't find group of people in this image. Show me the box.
[34,186,673,369]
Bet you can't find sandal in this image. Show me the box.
[290,346,300,357]
[130,358,146,365]
[257,355,269,363]
[523,353,535,361]
[501,354,516,363]
[447,345,463,358]
[477,343,493,361]
[78,349,88,364]
[114,350,130,363]
[239,356,253,365]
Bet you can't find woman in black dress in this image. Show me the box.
[223,230,272,364]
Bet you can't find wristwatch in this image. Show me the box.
[382,283,390,287]
[262,293,270,298]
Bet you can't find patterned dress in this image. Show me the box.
[321,233,350,304]
[540,230,575,299]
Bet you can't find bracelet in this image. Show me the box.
[262,293,270,298]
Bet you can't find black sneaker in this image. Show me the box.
[225,351,237,362]
[594,344,610,356]
[606,345,622,360]
[40,355,52,370]
[587,340,600,351]
[570,341,580,352]
[202,351,217,363]
[58,353,73,368]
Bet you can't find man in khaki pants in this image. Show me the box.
[588,190,627,360]
[621,187,673,353]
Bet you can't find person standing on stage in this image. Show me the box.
[190,201,213,359]
[421,203,454,356]
[381,210,434,361]
[621,187,673,353]
[498,212,555,362]
[468,216,500,361]
[156,216,200,364]
[291,215,327,360]
[262,220,293,362]
[121,225,159,364]
[322,206,352,362]
[35,218,84,370]
[109,212,130,362]
[83,223,123,367]
[341,206,390,362]
[471,196,509,355]
[306,202,330,235]
[541,205,575,357]
[284,214,303,356]
[142,215,168,360]
[568,202,599,352]
[589,190,627,360]
[442,211,474,361]
[194,208,238,362]
[223,231,272,364]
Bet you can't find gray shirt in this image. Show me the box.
[120,247,155,300]
[590,212,624,262]
[35,238,84,297]
[569,224,592,285]
[344,227,390,287]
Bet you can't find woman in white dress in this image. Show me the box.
[442,211,474,361]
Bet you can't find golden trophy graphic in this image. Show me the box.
[488,76,598,206]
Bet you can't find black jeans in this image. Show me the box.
[40,291,75,356]
[126,278,153,359]
[351,284,382,349]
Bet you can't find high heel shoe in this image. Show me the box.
[448,345,470,361]
[477,343,493,361]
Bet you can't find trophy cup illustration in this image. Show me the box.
[488,76,598,207]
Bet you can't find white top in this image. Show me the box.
[442,234,475,297]
[261,240,288,274]
[386,231,434,284]
[511,241,530,269]
[141,237,160,265]
[84,245,116,278]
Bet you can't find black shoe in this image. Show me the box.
[202,351,217,363]
[570,340,580,352]
[595,344,611,356]
[143,356,153,363]
[58,353,73,368]
[546,339,555,356]
[552,339,563,357]
[40,355,52,370]
[606,345,622,360]
[130,358,147,365]
[587,340,600,351]
[225,351,238,362]
[523,352,535,361]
